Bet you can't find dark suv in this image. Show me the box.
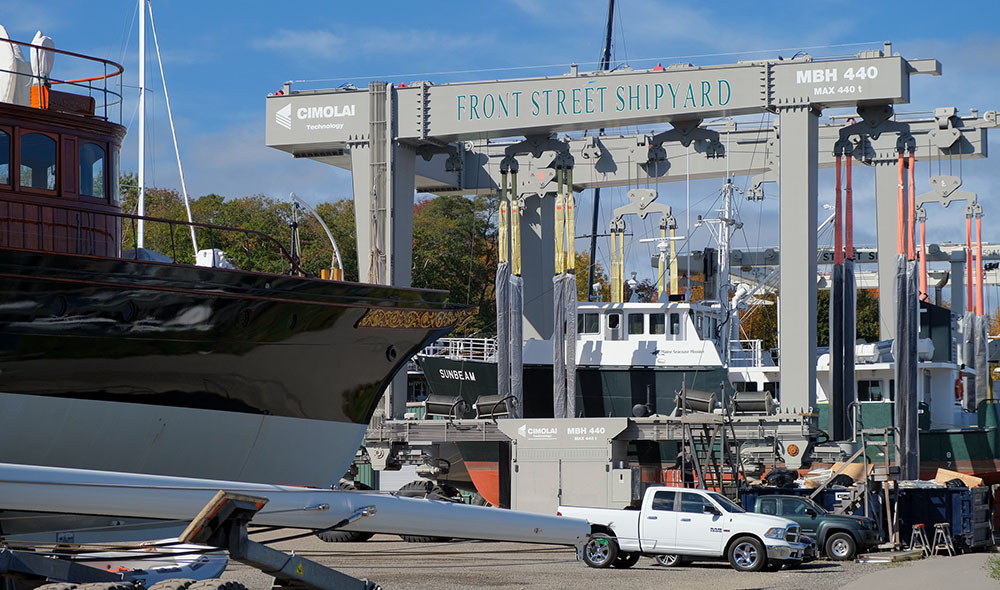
[750,495,881,560]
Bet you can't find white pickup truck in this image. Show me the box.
[559,486,807,572]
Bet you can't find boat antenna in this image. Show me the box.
[147,0,198,256]
[291,193,344,279]
[137,0,145,248]
[586,0,614,301]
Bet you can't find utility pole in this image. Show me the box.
[587,0,614,300]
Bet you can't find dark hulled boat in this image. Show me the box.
[0,37,473,488]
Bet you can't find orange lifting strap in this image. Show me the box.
[845,154,854,260]
[966,216,974,313]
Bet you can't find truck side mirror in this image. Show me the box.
[805,508,817,517]
[703,505,720,516]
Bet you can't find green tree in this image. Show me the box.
[411,194,498,335]
[575,251,610,302]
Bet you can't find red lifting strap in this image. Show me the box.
[908,152,917,261]
[897,153,906,256]
[845,154,854,260]
[834,155,843,266]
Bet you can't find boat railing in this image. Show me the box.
[728,339,771,367]
[419,337,498,362]
[0,37,125,124]
[0,194,309,276]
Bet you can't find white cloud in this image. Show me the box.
[253,29,345,60]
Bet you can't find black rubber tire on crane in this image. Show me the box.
[397,480,457,542]
[147,579,197,590]
[314,480,376,543]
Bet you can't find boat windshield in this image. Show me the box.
[709,492,745,513]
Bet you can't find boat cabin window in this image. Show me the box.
[79,142,105,198]
[19,132,57,191]
[578,313,600,334]
[650,313,665,335]
[669,313,681,336]
[628,313,644,335]
[859,379,893,402]
[0,129,9,185]
[606,312,623,340]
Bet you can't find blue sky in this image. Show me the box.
[6,0,999,300]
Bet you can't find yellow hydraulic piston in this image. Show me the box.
[657,223,667,297]
[555,180,565,275]
[566,185,576,272]
[511,171,521,276]
[498,175,509,264]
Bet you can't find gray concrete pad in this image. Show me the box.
[842,553,999,590]
[220,531,895,590]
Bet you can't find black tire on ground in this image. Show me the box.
[396,480,455,542]
[654,554,684,567]
[314,480,375,542]
[612,552,641,569]
[75,584,136,590]
[147,579,197,590]
[727,536,766,572]
[186,580,248,590]
[316,529,375,543]
[582,534,619,568]
[400,534,451,543]
[824,531,857,561]
[470,493,490,506]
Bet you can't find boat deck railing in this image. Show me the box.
[419,337,498,362]
[728,339,776,367]
[0,38,125,124]
[0,194,309,276]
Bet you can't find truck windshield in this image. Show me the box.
[785,498,826,514]
[709,493,745,513]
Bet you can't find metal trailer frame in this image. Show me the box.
[0,463,590,590]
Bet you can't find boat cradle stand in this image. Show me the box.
[181,490,380,590]
[0,491,381,590]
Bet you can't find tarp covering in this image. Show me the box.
[495,261,510,403]
[509,274,523,418]
[894,256,919,480]
[843,258,857,430]
[553,274,567,418]
[829,262,845,440]
[974,314,988,409]
[564,273,577,419]
[962,312,976,412]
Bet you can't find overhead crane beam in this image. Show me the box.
[267,46,943,416]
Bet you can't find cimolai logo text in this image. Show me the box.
[275,103,356,131]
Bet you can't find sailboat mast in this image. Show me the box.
[587,0,614,301]
[137,0,146,249]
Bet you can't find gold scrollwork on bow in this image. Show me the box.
[356,307,477,329]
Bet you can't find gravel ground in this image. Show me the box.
[220,531,892,590]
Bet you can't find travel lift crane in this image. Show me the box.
[266,46,995,472]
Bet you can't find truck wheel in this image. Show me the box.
[825,532,856,560]
[582,534,619,568]
[655,554,684,567]
[728,536,766,572]
[612,552,641,568]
